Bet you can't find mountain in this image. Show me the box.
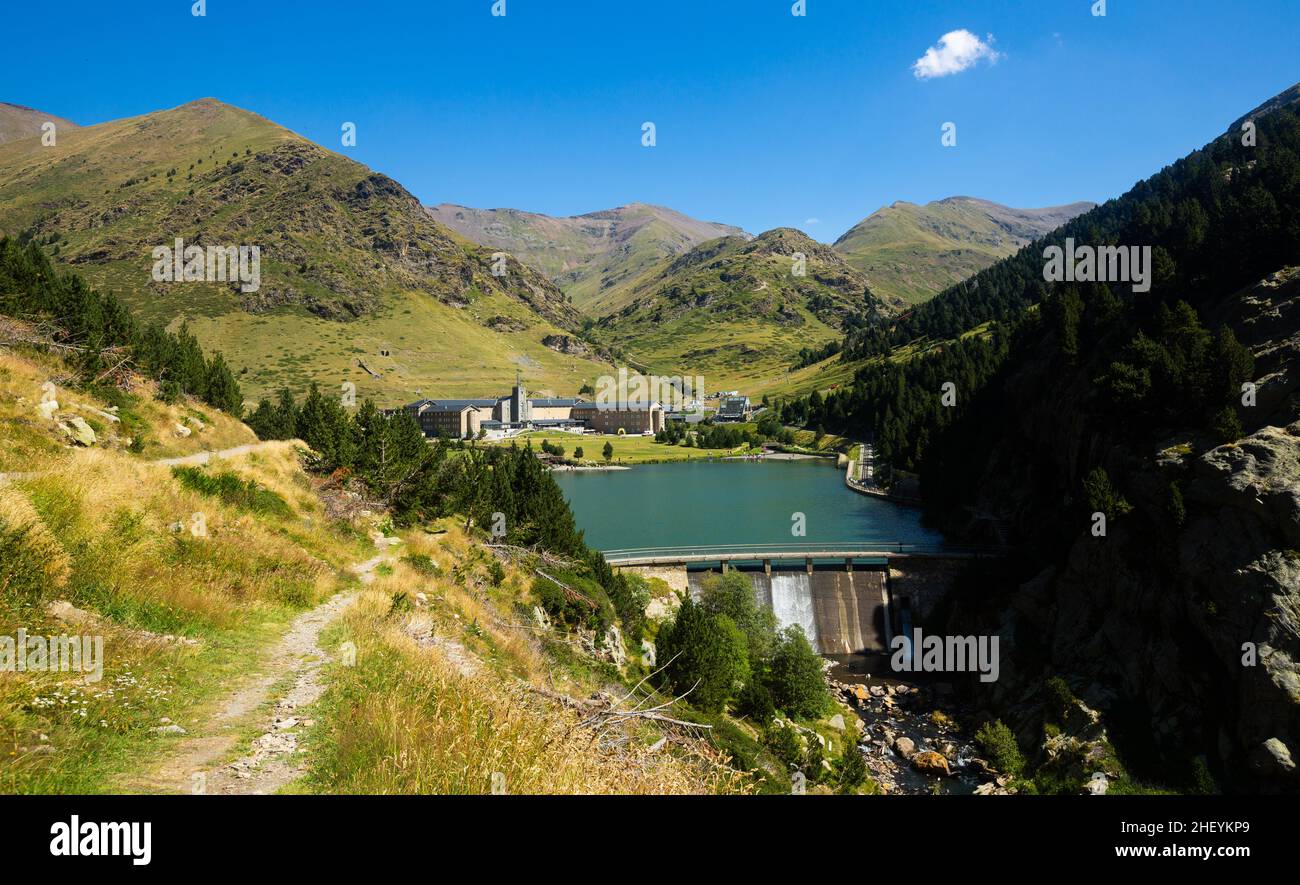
[589,227,894,389]
[786,82,1300,791]
[0,102,79,144]
[427,201,749,313]
[0,98,612,405]
[833,196,1095,306]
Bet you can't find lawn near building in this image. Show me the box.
[487,431,753,465]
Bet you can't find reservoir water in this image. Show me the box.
[552,457,943,552]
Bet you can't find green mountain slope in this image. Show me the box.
[0,98,611,405]
[833,196,1094,305]
[427,201,749,313]
[589,228,894,390]
[0,102,78,145]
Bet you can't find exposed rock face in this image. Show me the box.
[964,422,1300,792]
[1209,266,1300,430]
[60,417,96,446]
[541,334,590,357]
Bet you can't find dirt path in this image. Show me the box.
[121,553,391,795]
[0,440,291,483]
[151,441,287,468]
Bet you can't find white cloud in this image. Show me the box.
[804,217,821,226]
[912,30,1002,79]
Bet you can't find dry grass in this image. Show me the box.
[0,343,256,472]
[311,593,738,795]
[0,425,363,792]
[306,526,743,795]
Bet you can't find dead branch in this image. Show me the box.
[486,542,579,570]
[533,568,597,608]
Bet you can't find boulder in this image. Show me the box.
[912,751,951,777]
[1087,772,1109,795]
[174,423,192,438]
[1248,737,1296,776]
[602,624,626,667]
[46,600,96,626]
[827,713,846,731]
[892,736,916,759]
[61,417,96,446]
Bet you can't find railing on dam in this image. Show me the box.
[600,541,999,566]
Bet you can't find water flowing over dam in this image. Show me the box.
[687,568,890,656]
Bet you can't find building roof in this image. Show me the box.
[529,398,581,408]
[421,399,497,413]
[717,397,750,418]
[572,401,663,412]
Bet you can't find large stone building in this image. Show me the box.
[571,401,665,435]
[402,376,664,439]
[404,399,497,439]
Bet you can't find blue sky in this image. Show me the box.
[5,0,1298,239]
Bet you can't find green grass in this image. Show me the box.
[0,98,608,409]
[171,466,293,518]
[495,431,753,464]
[833,197,1091,306]
[584,229,886,393]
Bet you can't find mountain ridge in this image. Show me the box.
[832,196,1096,306]
[426,200,750,313]
[0,97,612,404]
[0,101,79,145]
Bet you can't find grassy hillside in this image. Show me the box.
[0,98,610,406]
[0,102,78,145]
[0,342,734,794]
[750,320,999,400]
[0,335,256,472]
[588,228,895,391]
[833,197,1094,306]
[428,201,748,313]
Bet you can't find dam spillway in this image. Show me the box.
[686,568,890,656]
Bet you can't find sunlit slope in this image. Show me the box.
[0,102,79,145]
[428,201,749,314]
[0,98,605,405]
[589,228,895,390]
[833,196,1094,305]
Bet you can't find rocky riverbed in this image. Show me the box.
[831,676,1013,795]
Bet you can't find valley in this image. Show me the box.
[1,3,1298,814]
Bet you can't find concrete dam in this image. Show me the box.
[686,568,891,656]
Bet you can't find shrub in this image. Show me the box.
[764,721,804,769]
[531,570,612,633]
[837,744,868,791]
[697,571,777,666]
[1083,468,1132,519]
[765,626,829,719]
[735,680,776,724]
[401,553,442,577]
[657,598,749,713]
[1044,676,1076,720]
[171,466,292,518]
[974,720,1026,776]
